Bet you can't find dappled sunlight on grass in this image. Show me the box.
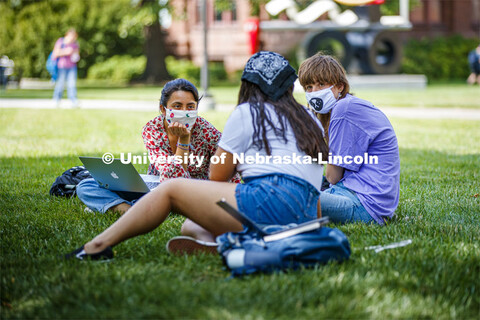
[0,108,479,319]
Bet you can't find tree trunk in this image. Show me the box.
[140,21,171,83]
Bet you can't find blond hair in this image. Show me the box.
[298,53,350,98]
[298,53,350,143]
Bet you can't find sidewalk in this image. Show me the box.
[0,98,235,113]
[1,98,480,120]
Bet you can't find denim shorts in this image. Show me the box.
[235,173,320,226]
[320,182,375,224]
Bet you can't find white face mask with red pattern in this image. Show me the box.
[165,109,197,129]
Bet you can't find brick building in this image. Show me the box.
[409,0,480,38]
[165,0,480,73]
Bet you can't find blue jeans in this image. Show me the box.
[320,182,375,224]
[53,67,77,104]
[235,173,319,226]
[77,178,142,213]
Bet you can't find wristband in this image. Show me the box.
[176,144,190,151]
[177,142,191,148]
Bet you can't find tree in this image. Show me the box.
[0,0,143,79]
[130,0,269,83]
[0,0,176,82]
[122,0,171,83]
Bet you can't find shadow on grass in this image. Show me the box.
[1,149,479,319]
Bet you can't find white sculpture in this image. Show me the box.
[265,0,410,27]
[265,0,358,26]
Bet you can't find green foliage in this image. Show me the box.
[118,0,169,39]
[165,56,237,87]
[0,0,143,79]
[87,55,147,83]
[209,62,230,86]
[215,0,268,16]
[165,56,201,86]
[402,35,480,81]
[380,0,420,16]
[214,0,235,12]
[249,0,270,16]
[286,46,301,72]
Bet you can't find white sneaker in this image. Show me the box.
[84,207,95,214]
[166,236,218,256]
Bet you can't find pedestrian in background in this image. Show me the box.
[467,44,480,85]
[0,55,14,91]
[52,28,80,107]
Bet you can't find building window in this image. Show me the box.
[214,0,237,23]
[196,1,201,24]
[215,8,223,22]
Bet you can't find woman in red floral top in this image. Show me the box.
[77,79,240,241]
[143,112,238,182]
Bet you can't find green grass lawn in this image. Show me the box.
[2,82,480,109]
[1,108,479,319]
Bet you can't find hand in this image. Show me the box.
[64,47,74,55]
[168,122,191,139]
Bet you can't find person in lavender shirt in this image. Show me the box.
[298,53,400,225]
[52,28,80,108]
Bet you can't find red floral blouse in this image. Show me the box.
[142,114,241,183]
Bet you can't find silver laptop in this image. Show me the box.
[79,156,160,194]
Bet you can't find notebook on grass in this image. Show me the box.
[216,198,330,242]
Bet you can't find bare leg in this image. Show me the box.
[181,219,215,242]
[109,203,131,215]
[83,178,241,254]
[467,73,476,85]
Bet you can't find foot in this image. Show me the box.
[180,219,215,242]
[109,203,131,215]
[65,245,113,261]
[166,236,218,256]
[84,207,95,214]
[467,73,476,85]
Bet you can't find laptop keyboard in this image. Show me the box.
[146,182,160,190]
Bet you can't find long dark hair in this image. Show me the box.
[237,80,328,161]
[160,78,200,107]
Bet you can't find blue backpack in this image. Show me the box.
[216,223,351,277]
[46,39,65,81]
[46,51,58,81]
